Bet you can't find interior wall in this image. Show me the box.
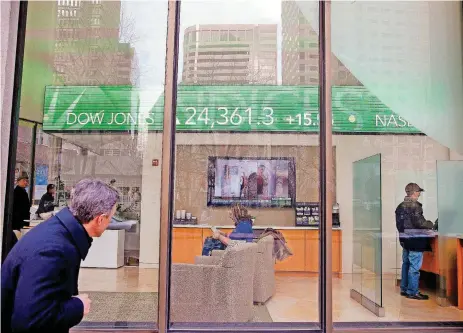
[450,150,463,160]
[174,143,336,227]
[137,133,450,273]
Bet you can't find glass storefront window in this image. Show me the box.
[11,0,169,330]
[3,0,463,332]
[15,120,35,196]
[329,0,463,324]
[169,0,323,329]
[32,126,58,205]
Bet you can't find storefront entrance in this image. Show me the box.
[2,1,463,332]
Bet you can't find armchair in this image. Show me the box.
[170,242,257,323]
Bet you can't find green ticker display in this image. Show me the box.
[43,85,420,133]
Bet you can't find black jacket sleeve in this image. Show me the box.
[36,194,55,215]
[412,205,434,230]
[36,195,46,215]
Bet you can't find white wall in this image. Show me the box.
[138,133,320,266]
[1,1,20,255]
[138,133,451,274]
[450,150,463,161]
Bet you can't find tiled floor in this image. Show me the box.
[266,273,463,322]
[79,267,158,293]
[79,267,463,322]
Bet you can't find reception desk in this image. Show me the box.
[172,225,343,275]
[81,229,125,268]
[421,235,463,309]
[457,236,463,310]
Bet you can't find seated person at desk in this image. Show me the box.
[396,183,435,301]
[212,204,254,246]
[36,184,56,219]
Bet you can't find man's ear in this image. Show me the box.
[96,214,105,225]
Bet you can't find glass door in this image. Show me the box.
[168,0,323,330]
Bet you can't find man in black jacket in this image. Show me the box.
[396,183,435,300]
[36,184,56,218]
[13,171,31,231]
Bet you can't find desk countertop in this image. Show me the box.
[26,221,341,231]
[173,224,341,230]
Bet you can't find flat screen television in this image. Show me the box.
[207,156,296,208]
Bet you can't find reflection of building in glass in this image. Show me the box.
[182,24,277,85]
[281,0,361,86]
[51,0,142,215]
[53,0,135,86]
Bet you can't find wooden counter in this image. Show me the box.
[457,237,463,310]
[421,236,460,307]
[172,226,342,274]
[421,236,440,275]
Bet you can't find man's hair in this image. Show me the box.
[47,184,55,192]
[69,179,120,223]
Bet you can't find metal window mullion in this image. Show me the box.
[318,1,333,333]
[158,1,181,332]
[2,1,29,262]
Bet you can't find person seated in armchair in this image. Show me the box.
[213,204,254,246]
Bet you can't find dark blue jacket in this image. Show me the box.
[395,197,434,252]
[229,219,254,242]
[1,208,92,333]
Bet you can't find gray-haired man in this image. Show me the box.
[2,179,119,333]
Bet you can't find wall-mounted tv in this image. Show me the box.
[207,156,296,208]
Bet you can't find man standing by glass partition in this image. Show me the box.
[395,183,435,300]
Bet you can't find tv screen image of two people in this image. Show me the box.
[207,157,296,208]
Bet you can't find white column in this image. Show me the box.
[139,132,163,268]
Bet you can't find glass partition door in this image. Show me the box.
[436,161,463,306]
[351,154,383,317]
